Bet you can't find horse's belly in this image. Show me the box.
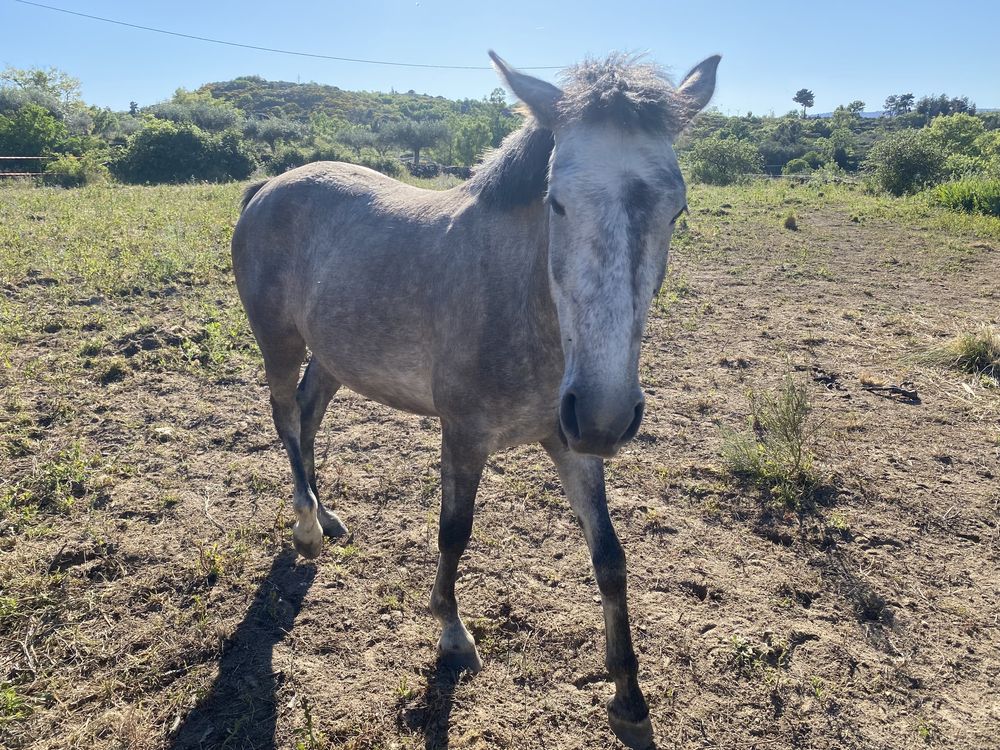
[309,340,438,417]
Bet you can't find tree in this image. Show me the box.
[847,100,865,116]
[927,113,986,155]
[382,119,450,165]
[453,117,492,166]
[793,89,815,118]
[0,65,81,107]
[0,103,66,156]
[883,94,914,117]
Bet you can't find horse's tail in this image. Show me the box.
[240,179,269,213]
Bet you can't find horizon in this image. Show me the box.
[3,0,998,116]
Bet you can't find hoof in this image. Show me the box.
[317,507,349,538]
[437,623,483,673]
[438,644,483,673]
[608,708,654,750]
[292,520,324,559]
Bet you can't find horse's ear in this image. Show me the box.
[676,55,721,122]
[489,50,562,128]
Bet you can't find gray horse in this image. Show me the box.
[233,51,718,749]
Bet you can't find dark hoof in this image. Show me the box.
[438,647,483,674]
[317,507,349,538]
[608,708,654,750]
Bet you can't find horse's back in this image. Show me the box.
[232,162,461,415]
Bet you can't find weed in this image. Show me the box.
[293,696,325,750]
[783,211,798,230]
[197,543,226,582]
[0,685,30,724]
[721,375,820,511]
[395,676,414,700]
[930,325,1000,382]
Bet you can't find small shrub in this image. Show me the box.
[721,376,819,510]
[864,130,947,196]
[44,152,111,187]
[931,178,1000,217]
[783,211,798,230]
[686,136,763,186]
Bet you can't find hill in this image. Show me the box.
[200,75,507,128]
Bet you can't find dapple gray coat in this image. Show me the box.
[232,51,719,749]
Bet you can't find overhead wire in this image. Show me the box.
[11,0,563,71]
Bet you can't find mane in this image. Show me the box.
[557,53,686,134]
[464,123,554,209]
[465,54,687,209]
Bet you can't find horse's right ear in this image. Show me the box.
[489,51,562,128]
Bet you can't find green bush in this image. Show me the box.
[782,157,810,175]
[864,130,947,196]
[356,147,401,177]
[112,119,257,183]
[931,178,1000,217]
[0,103,66,156]
[686,136,763,185]
[44,152,110,187]
[269,144,311,174]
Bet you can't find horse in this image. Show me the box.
[232,51,719,749]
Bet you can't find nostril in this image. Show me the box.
[619,399,645,444]
[560,391,581,441]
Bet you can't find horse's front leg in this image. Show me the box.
[543,438,653,750]
[430,424,488,672]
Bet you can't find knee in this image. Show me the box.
[438,513,473,556]
[592,538,627,598]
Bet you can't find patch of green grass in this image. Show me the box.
[721,375,821,511]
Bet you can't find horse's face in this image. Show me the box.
[491,52,719,457]
[544,124,687,456]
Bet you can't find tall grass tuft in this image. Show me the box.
[931,179,1000,217]
[722,375,820,510]
[935,325,1000,381]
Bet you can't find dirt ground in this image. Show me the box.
[1,181,998,750]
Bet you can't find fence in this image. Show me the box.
[0,155,77,179]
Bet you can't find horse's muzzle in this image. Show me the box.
[559,389,645,458]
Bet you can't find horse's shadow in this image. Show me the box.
[170,548,315,750]
[399,662,463,750]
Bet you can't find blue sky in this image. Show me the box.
[3,0,998,114]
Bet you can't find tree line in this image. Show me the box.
[0,66,520,185]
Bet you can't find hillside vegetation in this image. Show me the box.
[1,64,999,214]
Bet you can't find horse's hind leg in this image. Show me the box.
[430,424,488,672]
[297,358,348,538]
[257,330,324,559]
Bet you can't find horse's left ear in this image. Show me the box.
[676,55,721,121]
[489,50,562,128]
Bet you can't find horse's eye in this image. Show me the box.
[670,205,688,225]
[549,196,566,216]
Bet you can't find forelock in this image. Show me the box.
[556,53,687,134]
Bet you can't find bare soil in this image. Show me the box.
[2,183,999,750]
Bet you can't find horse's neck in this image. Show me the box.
[513,202,562,351]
